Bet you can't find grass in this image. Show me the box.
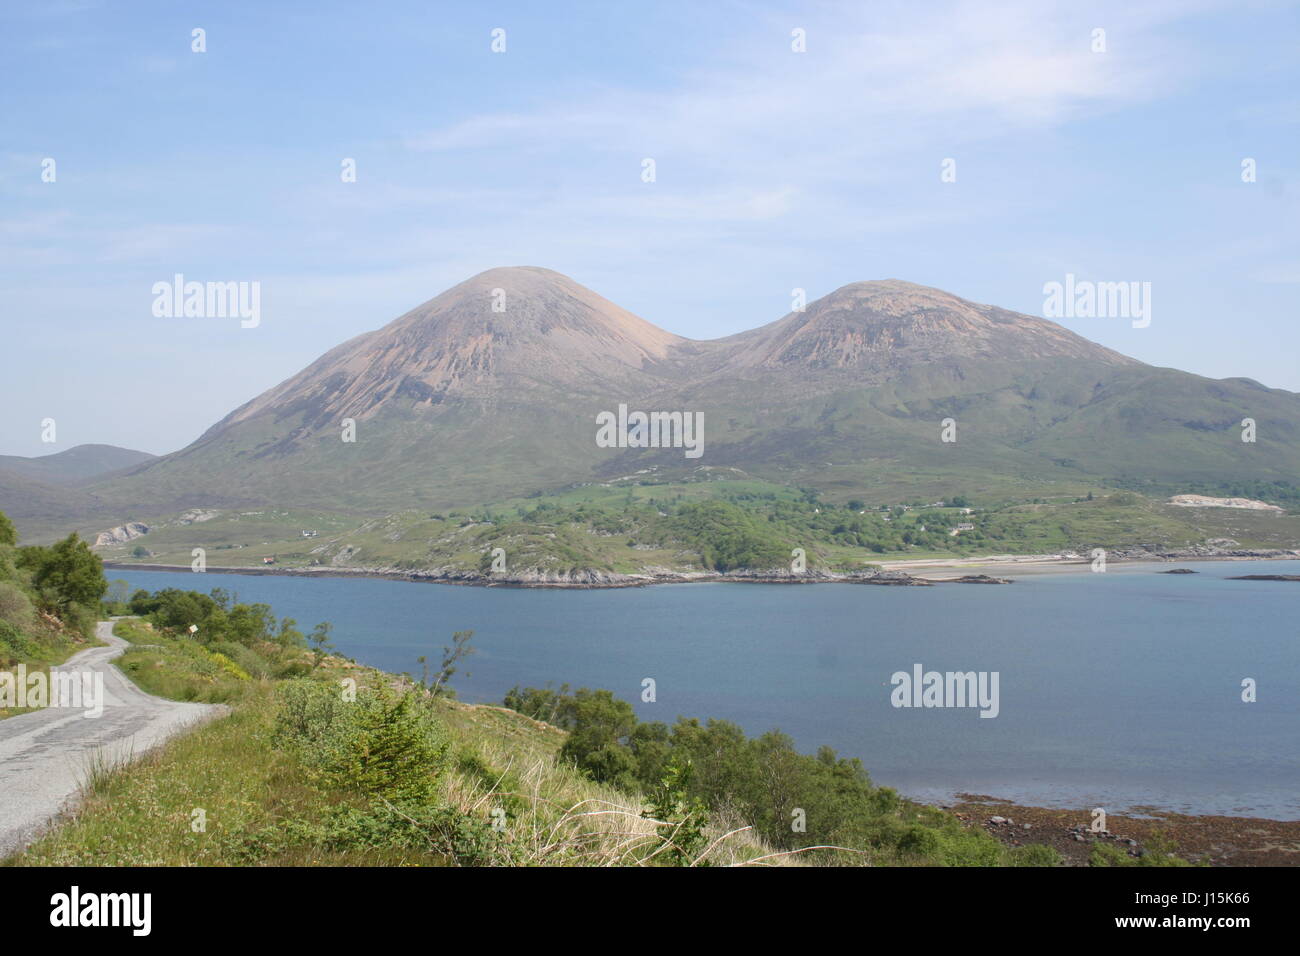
[4,689,437,867]
[111,618,258,706]
[5,666,777,866]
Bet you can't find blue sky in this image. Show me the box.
[1,0,1297,457]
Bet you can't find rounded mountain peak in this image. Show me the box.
[388,265,683,358]
[723,279,1137,371]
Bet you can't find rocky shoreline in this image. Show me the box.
[949,796,1300,867]
[104,548,1298,590]
[1105,545,1299,561]
[105,562,1008,588]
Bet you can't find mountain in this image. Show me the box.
[0,444,156,486]
[715,279,1135,375]
[206,266,684,437]
[19,268,1300,525]
[0,445,156,526]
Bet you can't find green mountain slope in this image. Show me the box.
[16,269,1300,533]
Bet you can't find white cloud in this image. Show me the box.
[409,0,1184,164]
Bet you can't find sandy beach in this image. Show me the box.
[879,551,1300,579]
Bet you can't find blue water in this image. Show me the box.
[112,560,1300,818]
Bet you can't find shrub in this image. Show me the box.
[508,683,1012,865]
[257,801,502,866]
[274,680,449,802]
[644,761,711,865]
[211,641,271,680]
[1008,844,1062,867]
[202,648,252,681]
[0,618,40,667]
[896,824,942,859]
[1090,833,1192,867]
[0,580,35,628]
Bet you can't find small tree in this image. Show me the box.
[308,621,334,669]
[429,629,475,697]
[105,579,131,609]
[644,760,711,866]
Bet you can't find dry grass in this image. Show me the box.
[431,705,788,866]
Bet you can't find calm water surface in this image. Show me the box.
[115,560,1300,818]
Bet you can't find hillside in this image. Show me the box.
[0,444,155,486]
[0,445,156,529]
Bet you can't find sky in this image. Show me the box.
[1,0,1297,457]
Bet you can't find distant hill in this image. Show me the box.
[0,444,156,486]
[16,268,1300,523]
[0,445,156,529]
[0,469,103,524]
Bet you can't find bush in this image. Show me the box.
[508,683,1010,864]
[1008,844,1062,867]
[0,580,35,628]
[274,680,449,802]
[58,601,98,637]
[896,824,942,859]
[1090,834,1192,867]
[211,641,271,680]
[0,618,40,667]
[253,800,502,866]
[644,761,711,865]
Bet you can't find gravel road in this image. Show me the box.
[0,620,224,858]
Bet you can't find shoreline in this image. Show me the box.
[947,796,1300,866]
[104,548,1300,589]
[882,549,1300,579]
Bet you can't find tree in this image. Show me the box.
[558,689,638,786]
[503,683,573,726]
[105,579,131,608]
[18,533,106,611]
[429,629,475,697]
[308,621,334,668]
[147,588,219,631]
[644,760,711,865]
[0,510,17,547]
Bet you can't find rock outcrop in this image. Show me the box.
[93,522,149,547]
